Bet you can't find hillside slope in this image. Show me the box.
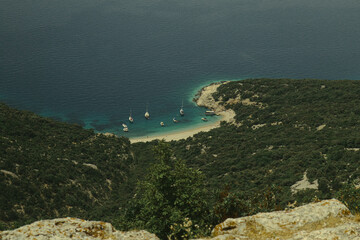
[0,103,134,229]
[133,79,360,210]
[2,78,360,236]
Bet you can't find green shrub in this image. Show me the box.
[119,141,210,239]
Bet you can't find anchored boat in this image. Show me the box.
[205,110,216,116]
[129,109,134,123]
[180,100,184,116]
[145,104,150,119]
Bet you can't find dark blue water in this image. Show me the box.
[1,0,360,137]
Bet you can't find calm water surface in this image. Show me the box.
[1,0,360,137]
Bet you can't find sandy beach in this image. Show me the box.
[130,119,220,143]
[130,82,235,143]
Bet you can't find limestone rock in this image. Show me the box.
[200,199,360,240]
[290,171,318,194]
[195,82,227,112]
[195,82,236,125]
[0,217,159,240]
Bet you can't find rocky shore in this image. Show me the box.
[194,81,236,125]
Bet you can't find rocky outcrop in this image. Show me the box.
[2,200,359,240]
[195,82,236,124]
[290,171,319,194]
[195,82,228,112]
[0,217,159,240]
[199,199,360,240]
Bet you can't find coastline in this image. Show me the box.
[129,81,236,143]
[129,119,221,143]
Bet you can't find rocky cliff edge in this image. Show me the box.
[1,199,360,239]
[0,217,159,240]
[200,199,360,240]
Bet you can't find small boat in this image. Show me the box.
[122,123,128,128]
[201,117,208,122]
[129,109,134,123]
[205,110,216,116]
[123,127,129,132]
[173,117,179,123]
[160,122,165,127]
[180,100,184,116]
[145,104,150,119]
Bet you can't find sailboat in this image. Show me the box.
[160,122,165,127]
[180,100,184,116]
[145,104,150,119]
[129,109,134,123]
[173,117,179,123]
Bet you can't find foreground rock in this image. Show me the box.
[2,200,359,239]
[200,199,360,240]
[0,217,159,240]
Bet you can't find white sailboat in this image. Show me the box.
[129,109,134,123]
[122,123,128,128]
[160,122,165,127]
[145,104,150,119]
[180,100,184,116]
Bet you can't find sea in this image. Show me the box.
[1,0,360,138]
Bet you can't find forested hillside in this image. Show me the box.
[176,79,360,196]
[131,79,360,217]
[0,103,135,229]
[2,79,360,239]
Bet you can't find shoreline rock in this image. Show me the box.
[194,81,236,125]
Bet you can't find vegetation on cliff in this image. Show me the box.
[0,103,134,229]
[130,79,360,231]
[117,141,210,239]
[172,79,360,204]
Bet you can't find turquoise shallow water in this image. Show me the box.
[1,0,360,137]
[41,80,224,138]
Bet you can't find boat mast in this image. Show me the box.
[180,99,184,116]
[145,103,150,119]
[129,108,134,123]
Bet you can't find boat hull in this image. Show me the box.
[205,111,216,116]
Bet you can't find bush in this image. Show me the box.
[336,183,360,214]
[120,141,210,239]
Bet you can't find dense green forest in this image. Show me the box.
[133,79,360,200]
[0,103,135,229]
[1,79,360,238]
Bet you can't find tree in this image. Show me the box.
[125,141,210,239]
